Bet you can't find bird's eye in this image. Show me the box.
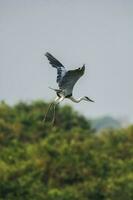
[78,68,81,70]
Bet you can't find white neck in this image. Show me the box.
[69,96,84,103]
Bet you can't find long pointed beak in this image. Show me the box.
[89,98,95,102]
[87,97,95,102]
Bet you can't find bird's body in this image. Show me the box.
[44,52,94,123]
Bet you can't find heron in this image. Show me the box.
[44,52,94,124]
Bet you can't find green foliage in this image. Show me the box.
[0,101,133,200]
[91,116,121,131]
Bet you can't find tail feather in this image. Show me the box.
[49,87,62,93]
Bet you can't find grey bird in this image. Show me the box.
[44,52,94,123]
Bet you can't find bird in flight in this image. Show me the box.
[44,52,94,123]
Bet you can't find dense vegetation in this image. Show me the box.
[0,101,133,200]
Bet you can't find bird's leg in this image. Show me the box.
[52,104,56,125]
[43,96,60,123]
[51,96,65,125]
[43,101,54,122]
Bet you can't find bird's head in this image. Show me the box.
[83,96,95,102]
[78,64,85,74]
[78,64,85,70]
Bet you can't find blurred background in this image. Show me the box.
[0,1,133,200]
[0,0,133,123]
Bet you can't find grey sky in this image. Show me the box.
[0,0,133,121]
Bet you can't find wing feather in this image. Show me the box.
[45,52,66,84]
[59,65,85,93]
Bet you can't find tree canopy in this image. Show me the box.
[0,101,133,200]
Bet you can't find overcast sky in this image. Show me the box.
[0,0,133,122]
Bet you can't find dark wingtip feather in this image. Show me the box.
[82,64,85,71]
[45,52,53,58]
[45,52,64,67]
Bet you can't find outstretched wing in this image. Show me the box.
[45,52,66,84]
[59,65,85,94]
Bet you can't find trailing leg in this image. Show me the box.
[52,96,65,125]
